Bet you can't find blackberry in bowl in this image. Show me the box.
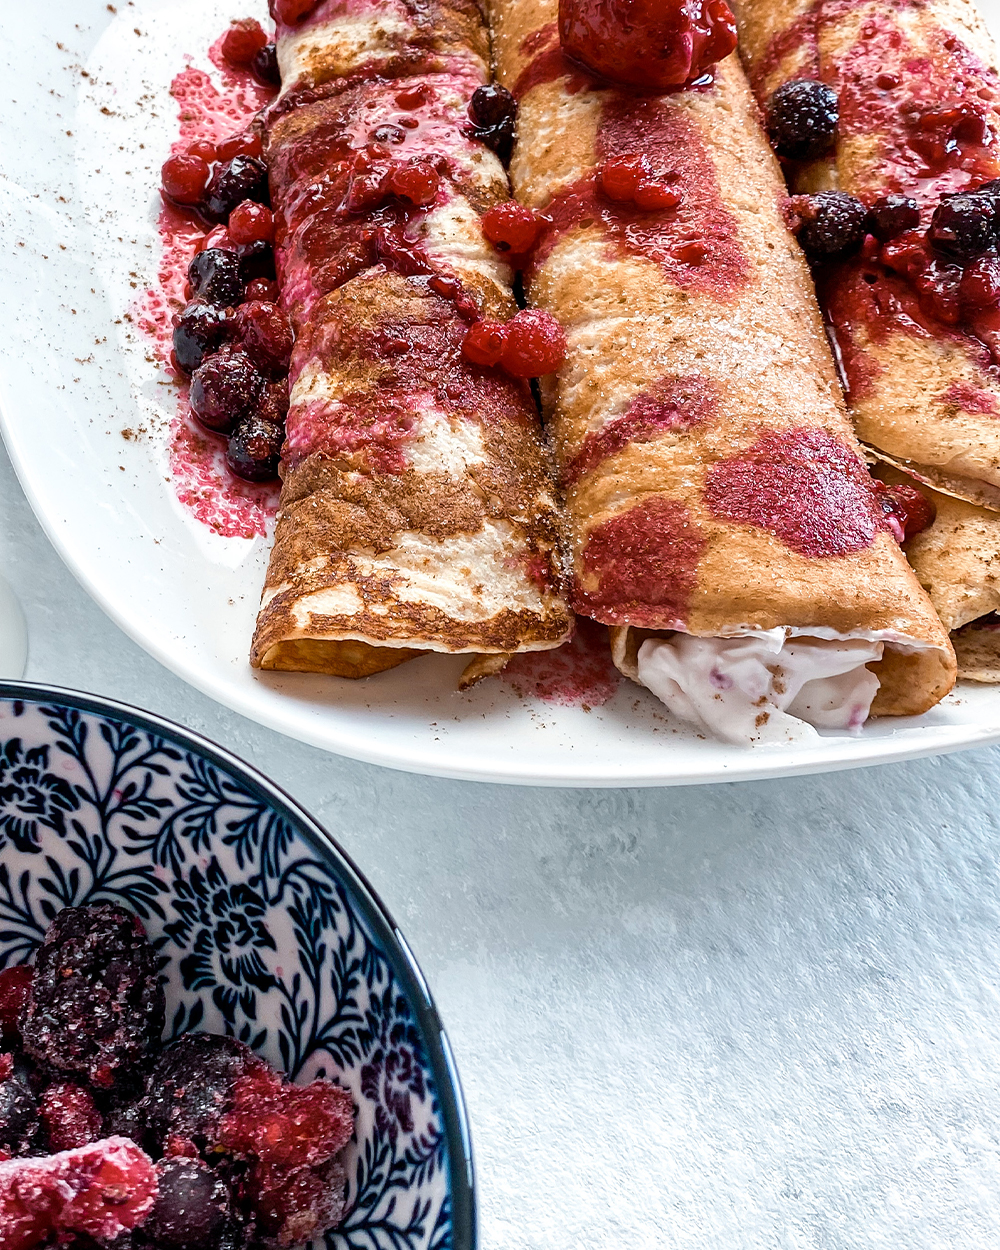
[0,685,474,1250]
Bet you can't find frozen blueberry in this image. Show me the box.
[930,192,997,259]
[469,84,517,164]
[227,415,284,482]
[867,194,920,241]
[203,156,269,222]
[134,1158,232,1250]
[251,42,280,87]
[236,239,277,284]
[190,347,265,435]
[766,79,839,161]
[172,302,234,374]
[188,249,244,308]
[793,191,869,259]
[20,905,164,1090]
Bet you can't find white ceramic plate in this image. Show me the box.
[3,0,1000,786]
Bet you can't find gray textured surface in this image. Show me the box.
[2,436,1000,1248]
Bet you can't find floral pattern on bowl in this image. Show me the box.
[0,684,475,1250]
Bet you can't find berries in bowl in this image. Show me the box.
[0,685,474,1250]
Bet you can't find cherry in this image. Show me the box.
[190,347,264,434]
[172,302,233,374]
[388,162,441,206]
[462,321,507,367]
[765,79,839,161]
[875,481,936,541]
[228,201,275,245]
[867,194,920,241]
[252,42,280,87]
[244,277,280,302]
[236,239,277,283]
[139,1158,232,1250]
[227,415,284,481]
[559,0,737,90]
[220,19,268,69]
[203,156,268,222]
[259,379,291,425]
[500,310,567,377]
[483,202,540,253]
[272,0,319,23]
[187,249,243,307]
[216,131,264,162]
[0,966,32,1042]
[233,300,294,374]
[161,154,211,206]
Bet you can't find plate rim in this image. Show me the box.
[0,677,478,1250]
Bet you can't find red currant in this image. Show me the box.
[600,154,650,202]
[229,201,275,245]
[388,161,441,206]
[245,277,280,302]
[500,310,566,377]
[187,139,218,163]
[216,130,264,162]
[482,202,540,253]
[221,19,269,68]
[462,321,507,367]
[161,154,211,205]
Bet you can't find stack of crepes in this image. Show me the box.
[735,0,1000,679]
[487,0,956,743]
[249,0,572,682]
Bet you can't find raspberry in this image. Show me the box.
[228,201,275,246]
[482,202,540,253]
[161,155,211,206]
[220,19,268,69]
[172,302,234,374]
[255,1156,346,1248]
[233,300,293,374]
[930,192,997,259]
[765,79,839,161]
[634,181,682,211]
[215,131,265,163]
[252,42,280,87]
[244,277,280,302]
[203,157,268,223]
[462,320,506,367]
[136,1035,266,1156]
[190,347,265,434]
[960,254,1000,307]
[500,310,567,377]
[0,1056,42,1158]
[789,191,868,259]
[20,906,164,1091]
[867,194,920,242]
[388,161,441,206]
[187,249,244,308]
[258,380,291,425]
[600,155,650,202]
[0,1136,157,1249]
[39,1084,102,1152]
[0,967,32,1044]
[227,416,284,482]
[217,1068,354,1172]
[136,1157,232,1250]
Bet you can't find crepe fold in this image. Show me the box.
[488,1,955,729]
[734,0,1000,508]
[250,0,572,680]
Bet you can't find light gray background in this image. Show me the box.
[3,435,999,1248]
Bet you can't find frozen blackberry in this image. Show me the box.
[0,1052,42,1156]
[136,1034,265,1155]
[40,1082,103,1151]
[792,191,868,259]
[867,194,920,242]
[188,249,244,308]
[134,1158,232,1250]
[766,79,839,161]
[20,905,164,1090]
[929,192,997,259]
[0,965,33,1044]
[203,156,269,222]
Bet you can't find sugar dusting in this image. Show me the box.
[503,619,621,708]
[137,32,279,539]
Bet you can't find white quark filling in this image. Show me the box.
[636,629,886,746]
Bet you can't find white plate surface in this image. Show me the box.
[3,0,1000,786]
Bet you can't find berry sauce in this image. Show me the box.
[703,426,890,557]
[138,35,279,539]
[501,618,621,708]
[564,375,719,486]
[575,498,708,628]
[942,380,999,415]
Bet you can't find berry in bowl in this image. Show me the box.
[0,684,474,1249]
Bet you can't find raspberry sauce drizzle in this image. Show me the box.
[140,37,279,539]
[501,618,621,707]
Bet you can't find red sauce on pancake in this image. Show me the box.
[502,618,621,707]
[533,95,750,299]
[943,380,1000,414]
[575,498,706,627]
[512,23,595,98]
[703,426,886,557]
[564,375,719,486]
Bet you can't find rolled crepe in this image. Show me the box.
[488,1,956,741]
[734,0,1000,508]
[875,464,1000,681]
[251,0,572,679]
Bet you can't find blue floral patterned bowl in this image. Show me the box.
[0,682,475,1250]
